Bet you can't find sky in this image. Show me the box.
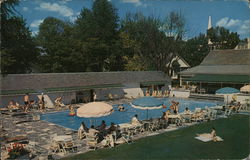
[15,0,250,39]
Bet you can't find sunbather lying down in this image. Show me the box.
[195,127,223,142]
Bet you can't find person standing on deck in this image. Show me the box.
[24,93,30,113]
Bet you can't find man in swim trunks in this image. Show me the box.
[24,93,30,112]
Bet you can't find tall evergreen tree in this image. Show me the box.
[75,0,119,71]
[1,0,38,74]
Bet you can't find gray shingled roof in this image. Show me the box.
[180,49,250,75]
[1,71,170,91]
[200,49,250,65]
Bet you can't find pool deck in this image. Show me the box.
[0,99,134,159]
[1,98,248,160]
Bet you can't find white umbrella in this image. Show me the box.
[131,97,163,119]
[240,85,250,93]
[77,102,114,126]
[77,102,114,118]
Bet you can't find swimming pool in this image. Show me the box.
[41,98,221,130]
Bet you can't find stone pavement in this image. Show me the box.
[0,99,202,160]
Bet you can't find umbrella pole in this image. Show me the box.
[90,119,93,127]
[147,109,148,120]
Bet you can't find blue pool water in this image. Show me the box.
[41,98,221,130]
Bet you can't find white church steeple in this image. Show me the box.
[207,16,213,45]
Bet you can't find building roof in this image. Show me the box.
[184,74,250,84]
[180,49,250,75]
[200,49,250,65]
[0,71,170,93]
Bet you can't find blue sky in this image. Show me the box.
[16,0,250,39]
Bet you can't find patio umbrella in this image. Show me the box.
[215,87,240,105]
[215,87,240,94]
[240,85,250,93]
[77,102,114,126]
[131,97,163,119]
[77,102,114,118]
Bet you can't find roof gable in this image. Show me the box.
[201,49,250,65]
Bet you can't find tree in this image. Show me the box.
[207,26,240,49]
[120,12,185,72]
[180,27,240,67]
[180,34,209,67]
[1,0,38,74]
[75,0,119,71]
[36,17,87,72]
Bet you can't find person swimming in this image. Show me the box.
[69,105,75,116]
[118,105,125,112]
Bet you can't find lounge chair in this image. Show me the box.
[49,141,61,154]
[86,133,99,150]
[62,140,77,154]
[120,130,133,144]
[101,134,114,148]
[148,120,159,131]
[78,128,87,140]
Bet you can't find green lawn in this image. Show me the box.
[64,114,249,160]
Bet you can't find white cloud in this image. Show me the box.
[216,17,241,27]
[59,0,72,4]
[121,0,147,7]
[22,7,28,11]
[238,20,250,35]
[216,17,250,37]
[30,19,44,28]
[216,17,228,26]
[35,2,73,17]
[226,19,241,27]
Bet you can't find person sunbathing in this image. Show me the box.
[183,107,192,114]
[197,127,221,142]
[229,102,241,112]
[191,110,205,121]
[161,109,171,121]
[88,125,99,137]
[131,114,141,125]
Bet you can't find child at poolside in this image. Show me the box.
[69,105,75,116]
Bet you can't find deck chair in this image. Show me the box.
[181,114,192,123]
[133,124,144,134]
[101,134,114,148]
[211,110,217,120]
[78,128,87,140]
[50,141,61,154]
[148,120,159,132]
[120,130,133,144]
[158,119,168,129]
[86,133,99,150]
[62,140,77,154]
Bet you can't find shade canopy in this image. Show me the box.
[77,102,114,118]
[184,74,249,84]
[240,85,250,92]
[131,97,163,110]
[215,87,240,94]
